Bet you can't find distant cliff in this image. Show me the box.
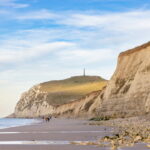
[14,42,150,118]
[14,76,106,118]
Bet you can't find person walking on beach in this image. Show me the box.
[43,116,52,122]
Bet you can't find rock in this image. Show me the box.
[134,135,142,142]
[147,144,150,147]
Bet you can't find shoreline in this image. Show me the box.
[0,118,41,130]
[0,118,149,150]
[0,118,114,150]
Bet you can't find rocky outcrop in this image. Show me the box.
[14,42,150,118]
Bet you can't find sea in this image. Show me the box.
[0,118,40,129]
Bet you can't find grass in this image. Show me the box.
[38,76,107,105]
[41,81,106,94]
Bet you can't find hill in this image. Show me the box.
[39,76,106,105]
[14,75,107,117]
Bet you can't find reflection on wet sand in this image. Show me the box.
[0,140,90,145]
[0,130,113,134]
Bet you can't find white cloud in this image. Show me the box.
[0,0,29,8]
[1,9,150,70]
[4,8,150,36]
[11,9,150,47]
[58,10,150,32]
[57,48,115,64]
[16,9,57,20]
[0,41,74,64]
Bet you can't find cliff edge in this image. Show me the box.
[100,41,150,117]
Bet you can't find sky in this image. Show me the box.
[1,0,150,117]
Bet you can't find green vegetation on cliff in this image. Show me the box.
[39,76,107,106]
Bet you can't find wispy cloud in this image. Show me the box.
[58,10,150,32]
[0,0,29,8]
[11,9,150,35]
[1,9,150,71]
[0,41,74,64]
[0,8,150,67]
[16,9,57,20]
[57,48,115,64]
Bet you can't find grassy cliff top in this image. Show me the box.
[41,75,105,86]
[39,75,107,105]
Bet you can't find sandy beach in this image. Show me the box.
[0,118,149,150]
[0,118,112,150]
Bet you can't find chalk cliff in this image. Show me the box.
[14,76,106,118]
[99,42,150,117]
[14,42,150,118]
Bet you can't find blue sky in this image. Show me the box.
[1,0,150,117]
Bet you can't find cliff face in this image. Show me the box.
[54,90,105,118]
[100,42,150,117]
[14,76,106,118]
[15,85,55,118]
[14,42,150,118]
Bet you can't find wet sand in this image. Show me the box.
[0,118,112,150]
[0,118,149,150]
